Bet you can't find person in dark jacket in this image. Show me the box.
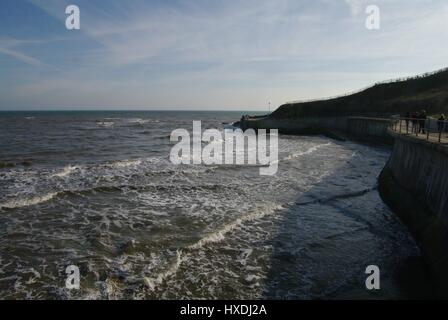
[438,114,446,133]
[419,110,427,134]
[405,112,411,133]
[411,111,419,133]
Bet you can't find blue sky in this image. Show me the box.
[0,0,447,111]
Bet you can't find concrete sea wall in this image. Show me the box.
[379,131,448,296]
[346,117,391,139]
[240,116,391,143]
[241,114,448,296]
[240,116,348,133]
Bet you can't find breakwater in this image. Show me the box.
[240,116,391,143]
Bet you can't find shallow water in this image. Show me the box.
[0,111,432,299]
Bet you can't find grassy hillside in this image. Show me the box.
[271,68,448,119]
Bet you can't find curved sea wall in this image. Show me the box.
[242,114,448,295]
[347,117,390,139]
[379,131,448,296]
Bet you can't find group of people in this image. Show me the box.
[404,111,446,134]
[405,110,428,134]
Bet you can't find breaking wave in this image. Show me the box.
[143,203,284,291]
[0,192,60,210]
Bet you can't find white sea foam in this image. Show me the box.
[144,203,284,291]
[237,249,253,266]
[127,118,150,125]
[107,159,142,169]
[144,250,183,291]
[244,274,260,283]
[97,121,114,127]
[51,165,79,178]
[283,142,332,161]
[0,192,59,209]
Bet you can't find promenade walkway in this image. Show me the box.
[389,118,448,144]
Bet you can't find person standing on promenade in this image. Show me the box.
[411,111,419,133]
[419,110,427,134]
[405,112,411,133]
[438,114,446,133]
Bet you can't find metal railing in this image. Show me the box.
[389,117,448,143]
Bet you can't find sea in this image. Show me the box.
[0,111,434,299]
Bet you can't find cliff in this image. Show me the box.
[271,67,448,119]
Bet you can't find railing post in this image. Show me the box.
[426,119,430,140]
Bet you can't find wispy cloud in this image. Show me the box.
[0,38,46,67]
[0,47,45,66]
[1,0,448,109]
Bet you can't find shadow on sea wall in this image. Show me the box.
[379,132,448,298]
[259,139,436,299]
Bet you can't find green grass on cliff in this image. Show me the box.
[271,68,448,119]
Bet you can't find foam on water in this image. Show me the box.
[143,203,284,292]
[0,192,60,209]
[51,165,80,178]
[105,159,142,169]
[283,142,332,161]
[126,118,151,125]
[96,121,114,127]
[0,112,423,299]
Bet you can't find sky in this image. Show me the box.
[0,0,447,111]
